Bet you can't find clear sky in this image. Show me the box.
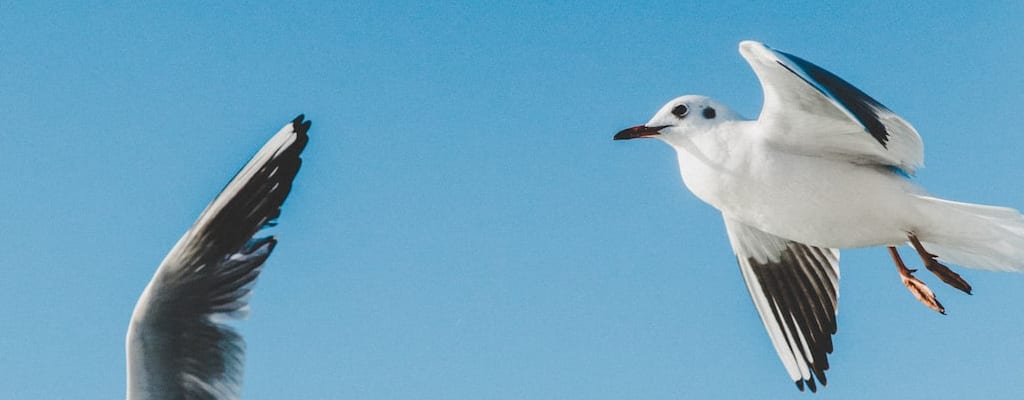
[3,2,1024,399]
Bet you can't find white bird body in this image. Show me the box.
[616,40,1024,391]
[666,113,921,249]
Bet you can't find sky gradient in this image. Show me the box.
[3,2,1024,399]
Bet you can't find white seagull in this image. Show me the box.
[126,115,310,399]
[615,41,1024,391]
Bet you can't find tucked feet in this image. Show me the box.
[908,234,973,295]
[889,246,945,314]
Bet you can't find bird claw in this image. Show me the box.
[900,272,946,315]
[909,234,973,295]
[924,259,973,295]
[889,246,946,314]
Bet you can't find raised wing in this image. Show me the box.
[739,40,923,174]
[126,115,310,400]
[723,217,840,392]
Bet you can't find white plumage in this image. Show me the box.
[615,41,1024,391]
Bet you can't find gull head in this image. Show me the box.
[614,95,741,146]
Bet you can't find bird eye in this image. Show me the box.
[671,104,689,118]
[703,107,716,119]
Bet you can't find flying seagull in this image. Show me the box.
[126,115,310,399]
[614,41,1024,392]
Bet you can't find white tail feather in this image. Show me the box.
[914,195,1024,272]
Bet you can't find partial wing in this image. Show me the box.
[739,40,923,174]
[126,115,310,400]
[723,217,840,392]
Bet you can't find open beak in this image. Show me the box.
[613,125,667,140]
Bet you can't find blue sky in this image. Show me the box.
[3,2,1024,399]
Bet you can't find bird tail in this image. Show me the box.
[914,195,1024,272]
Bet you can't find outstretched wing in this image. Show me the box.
[723,217,840,392]
[126,115,310,400]
[739,40,923,174]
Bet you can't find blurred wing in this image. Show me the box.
[723,217,840,392]
[126,115,310,400]
[739,40,923,174]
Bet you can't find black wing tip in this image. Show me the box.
[794,372,828,393]
[291,113,312,138]
[794,378,827,392]
[284,114,311,158]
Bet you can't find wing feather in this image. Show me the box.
[126,115,310,400]
[723,217,840,392]
[738,40,923,174]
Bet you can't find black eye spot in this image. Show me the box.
[671,104,688,118]
[703,107,716,119]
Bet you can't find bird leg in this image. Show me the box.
[889,246,945,314]
[908,234,973,295]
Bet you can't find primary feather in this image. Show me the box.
[126,115,310,400]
